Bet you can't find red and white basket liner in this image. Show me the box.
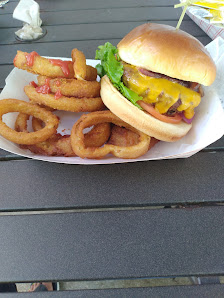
[187,6,224,40]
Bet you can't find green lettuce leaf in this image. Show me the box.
[95,42,142,109]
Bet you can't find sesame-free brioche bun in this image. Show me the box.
[117,23,216,86]
[101,75,192,142]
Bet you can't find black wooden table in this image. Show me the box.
[1,0,224,297]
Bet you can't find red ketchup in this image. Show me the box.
[49,59,72,77]
[45,77,50,85]
[29,81,38,88]
[13,55,17,66]
[26,51,39,67]
[55,89,62,100]
[56,80,61,87]
[35,77,51,94]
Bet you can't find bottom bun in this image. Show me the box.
[100,75,192,142]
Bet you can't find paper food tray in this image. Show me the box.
[0,54,223,165]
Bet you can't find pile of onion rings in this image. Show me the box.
[0,48,159,159]
[24,85,104,112]
[71,110,151,159]
[15,113,111,157]
[13,49,104,113]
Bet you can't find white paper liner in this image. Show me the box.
[0,51,224,165]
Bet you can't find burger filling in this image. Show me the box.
[122,62,202,120]
[95,42,203,124]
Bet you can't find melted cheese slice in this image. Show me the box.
[122,64,201,119]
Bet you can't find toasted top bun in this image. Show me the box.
[101,76,192,142]
[118,23,216,86]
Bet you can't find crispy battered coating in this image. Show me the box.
[15,113,111,157]
[37,76,100,98]
[108,125,140,146]
[71,110,151,159]
[14,51,74,78]
[24,85,105,112]
[108,125,159,149]
[85,65,97,81]
[0,99,58,145]
[14,51,97,80]
[32,117,111,149]
[72,48,87,80]
[84,122,111,148]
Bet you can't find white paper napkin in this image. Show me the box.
[13,0,43,40]
[206,36,224,108]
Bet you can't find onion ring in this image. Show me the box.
[32,116,43,131]
[85,65,98,82]
[15,112,29,133]
[24,85,105,112]
[14,51,97,80]
[32,117,111,149]
[37,76,100,98]
[15,114,111,157]
[71,48,97,81]
[71,48,87,80]
[0,99,59,145]
[107,125,140,146]
[148,137,160,150]
[15,113,75,156]
[71,110,151,159]
[108,125,159,149]
[30,135,76,157]
[84,122,111,148]
[28,97,55,112]
[14,51,74,78]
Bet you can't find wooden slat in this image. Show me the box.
[205,137,224,150]
[1,207,224,282]
[0,0,178,15]
[0,1,17,14]
[0,149,10,157]
[2,285,224,297]
[0,152,224,211]
[0,65,14,88]
[0,7,183,28]
[0,0,223,294]
[0,20,208,45]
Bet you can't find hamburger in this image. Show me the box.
[95,23,216,142]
